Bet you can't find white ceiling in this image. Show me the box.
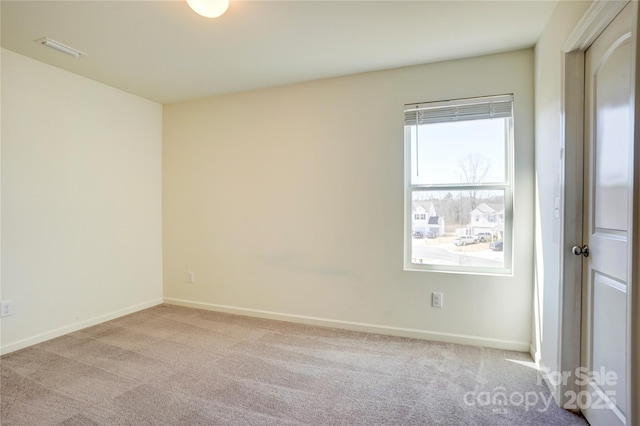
[1,0,558,104]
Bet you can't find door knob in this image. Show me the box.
[572,245,589,257]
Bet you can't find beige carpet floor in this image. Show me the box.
[1,304,587,425]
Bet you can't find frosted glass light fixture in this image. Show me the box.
[186,0,229,18]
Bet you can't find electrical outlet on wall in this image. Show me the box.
[1,300,14,317]
[187,271,195,284]
[432,292,443,308]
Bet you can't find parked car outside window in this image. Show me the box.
[476,232,492,242]
[454,235,477,246]
[490,241,503,251]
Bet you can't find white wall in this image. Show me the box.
[1,49,163,354]
[163,49,535,351]
[532,0,591,395]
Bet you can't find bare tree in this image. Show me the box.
[456,153,491,210]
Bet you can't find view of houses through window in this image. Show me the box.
[411,190,505,268]
[404,95,513,273]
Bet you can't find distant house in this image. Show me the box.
[469,203,504,239]
[427,215,445,236]
[412,202,445,237]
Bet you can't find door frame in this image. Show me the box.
[559,0,639,423]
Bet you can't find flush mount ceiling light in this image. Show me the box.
[38,38,86,58]
[186,0,229,18]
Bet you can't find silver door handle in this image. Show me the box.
[572,245,589,257]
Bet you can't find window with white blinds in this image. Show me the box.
[404,95,513,126]
[404,95,514,275]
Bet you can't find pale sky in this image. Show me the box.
[409,118,508,186]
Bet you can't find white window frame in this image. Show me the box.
[403,94,514,275]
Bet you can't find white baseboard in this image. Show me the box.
[164,298,531,352]
[1,298,163,355]
[530,343,541,365]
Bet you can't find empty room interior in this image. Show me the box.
[1,0,638,424]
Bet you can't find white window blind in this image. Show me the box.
[405,94,513,126]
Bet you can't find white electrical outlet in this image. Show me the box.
[187,271,195,284]
[1,300,14,317]
[432,292,443,308]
